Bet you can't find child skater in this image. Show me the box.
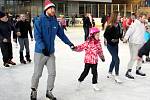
[74,27,105,91]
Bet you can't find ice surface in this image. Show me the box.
[0,27,150,100]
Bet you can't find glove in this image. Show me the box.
[70,44,75,50]
[42,48,49,56]
[101,56,105,62]
[3,38,8,43]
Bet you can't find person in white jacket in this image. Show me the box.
[123,14,146,79]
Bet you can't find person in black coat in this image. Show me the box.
[104,11,123,83]
[15,14,33,64]
[82,14,92,41]
[0,11,16,67]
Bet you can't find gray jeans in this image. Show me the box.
[18,38,29,53]
[31,53,56,91]
[127,43,143,70]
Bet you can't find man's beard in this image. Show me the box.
[47,12,55,16]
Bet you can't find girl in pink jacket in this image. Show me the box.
[74,27,105,91]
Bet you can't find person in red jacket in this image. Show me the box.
[74,27,105,91]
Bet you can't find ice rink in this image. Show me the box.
[0,27,150,100]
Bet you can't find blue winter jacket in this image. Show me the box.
[34,13,73,54]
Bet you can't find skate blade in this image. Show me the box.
[125,77,135,80]
[46,97,57,100]
[93,88,101,92]
[115,80,123,84]
[135,74,147,78]
[75,88,81,91]
[107,76,115,79]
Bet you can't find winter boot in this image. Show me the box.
[8,60,16,65]
[30,88,37,100]
[125,69,134,79]
[136,67,146,76]
[93,84,100,91]
[25,52,32,62]
[20,52,26,64]
[46,90,57,100]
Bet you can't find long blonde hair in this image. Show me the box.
[107,11,119,26]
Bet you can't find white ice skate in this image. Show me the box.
[93,84,100,91]
[114,76,122,84]
[107,73,114,79]
[46,90,57,100]
[76,81,82,91]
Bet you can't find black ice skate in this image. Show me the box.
[125,69,134,79]
[46,90,57,100]
[30,90,37,100]
[25,53,32,63]
[26,58,32,63]
[146,57,150,62]
[136,67,146,76]
[4,63,10,67]
[20,60,26,64]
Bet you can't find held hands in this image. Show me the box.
[101,55,105,62]
[42,48,49,56]
[123,38,128,43]
[120,38,124,41]
[31,38,34,41]
[70,44,76,51]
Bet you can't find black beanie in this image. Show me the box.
[0,11,5,18]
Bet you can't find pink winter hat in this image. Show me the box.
[89,27,100,36]
[44,0,55,11]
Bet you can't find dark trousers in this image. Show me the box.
[138,39,150,57]
[0,42,13,63]
[107,44,120,75]
[83,27,89,41]
[78,63,98,84]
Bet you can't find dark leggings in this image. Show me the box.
[107,44,120,75]
[78,63,98,84]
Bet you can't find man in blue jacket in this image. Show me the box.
[30,0,75,100]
